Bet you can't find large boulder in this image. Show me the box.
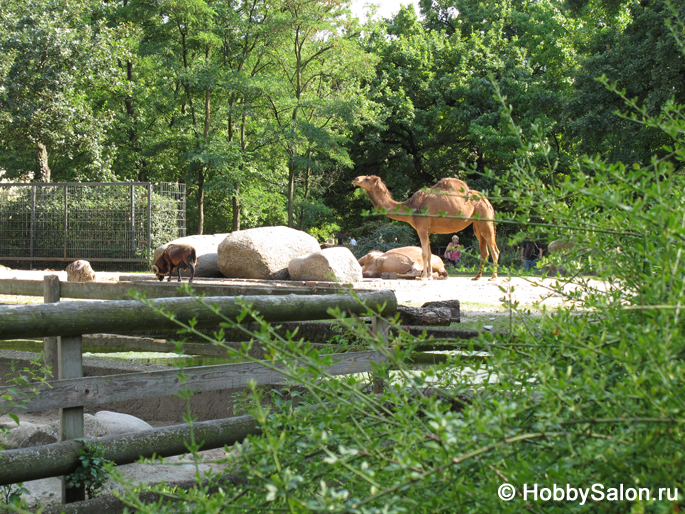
[218,227,320,280]
[153,234,228,278]
[547,240,575,253]
[288,247,363,283]
[44,414,108,441]
[0,415,107,449]
[94,411,153,435]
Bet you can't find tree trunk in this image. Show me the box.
[232,190,241,232]
[34,142,50,182]
[287,157,296,228]
[197,168,205,235]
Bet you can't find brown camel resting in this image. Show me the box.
[358,247,448,279]
[353,175,499,280]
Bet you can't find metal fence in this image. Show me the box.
[0,182,185,264]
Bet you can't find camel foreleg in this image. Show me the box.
[417,229,433,280]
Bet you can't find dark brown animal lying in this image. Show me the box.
[152,244,198,283]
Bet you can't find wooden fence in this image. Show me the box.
[0,281,396,504]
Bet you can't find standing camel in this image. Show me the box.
[353,175,499,280]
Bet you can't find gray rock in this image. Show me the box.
[94,410,153,435]
[24,430,58,447]
[547,240,575,253]
[44,414,108,441]
[421,300,460,323]
[540,264,567,277]
[153,234,229,278]
[288,247,363,283]
[2,421,38,449]
[66,260,96,282]
[217,226,320,280]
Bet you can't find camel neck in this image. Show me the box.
[366,187,402,211]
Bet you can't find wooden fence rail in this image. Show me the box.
[0,350,385,414]
[0,290,397,340]
[0,413,262,486]
[0,289,396,502]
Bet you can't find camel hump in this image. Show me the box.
[432,178,470,195]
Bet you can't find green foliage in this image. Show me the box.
[1,354,51,438]
[65,442,112,499]
[107,53,685,512]
[0,483,29,511]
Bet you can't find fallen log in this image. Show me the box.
[397,305,452,326]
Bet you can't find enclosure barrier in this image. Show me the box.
[0,277,347,300]
[0,290,396,340]
[0,290,396,501]
[0,413,262,485]
[0,182,185,265]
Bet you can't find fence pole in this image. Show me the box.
[371,317,390,394]
[63,185,68,260]
[58,334,85,504]
[30,186,36,259]
[43,275,60,378]
[147,183,152,262]
[130,184,135,259]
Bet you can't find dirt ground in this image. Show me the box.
[0,267,596,511]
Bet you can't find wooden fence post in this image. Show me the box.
[372,317,390,394]
[43,275,60,379]
[58,334,85,503]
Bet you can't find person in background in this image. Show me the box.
[349,237,357,245]
[444,235,461,267]
[521,236,543,271]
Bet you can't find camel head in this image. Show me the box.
[358,250,383,267]
[352,175,382,191]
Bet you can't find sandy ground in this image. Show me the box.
[0,267,595,510]
[0,266,579,308]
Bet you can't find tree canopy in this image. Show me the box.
[0,0,683,237]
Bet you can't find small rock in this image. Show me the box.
[2,422,38,449]
[66,260,96,282]
[421,300,460,323]
[540,264,567,277]
[44,414,108,440]
[94,411,152,435]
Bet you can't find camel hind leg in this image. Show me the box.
[472,227,489,281]
[474,220,499,280]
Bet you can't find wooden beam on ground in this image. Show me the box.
[0,350,386,413]
[0,413,262,486]
[81,334,329,357]
[0,279,349,301]
[0,290,397,340]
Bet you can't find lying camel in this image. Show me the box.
[358,246,448,279]
[353,175,499,280]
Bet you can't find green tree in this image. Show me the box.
[0,0,122,181]
[260,0,376,228]
[564,0,685,166]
